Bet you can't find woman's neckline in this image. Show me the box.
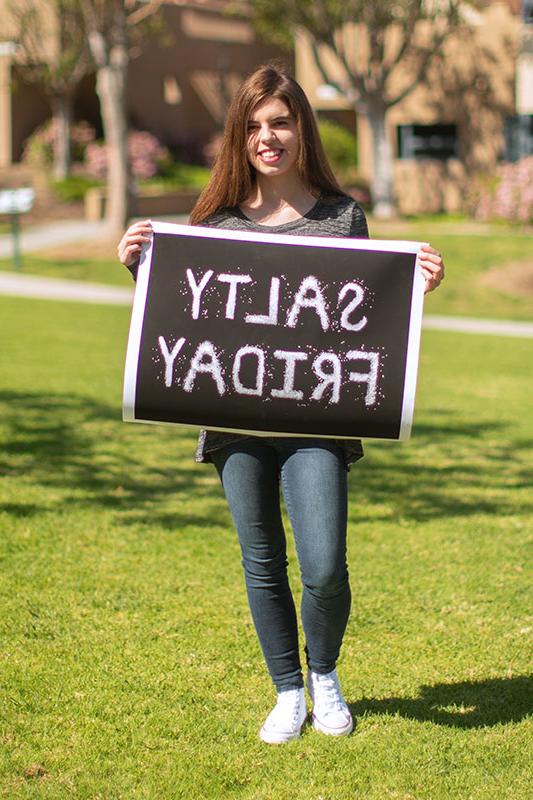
[233,196,323,229]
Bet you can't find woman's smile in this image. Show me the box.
[258,147,284,164]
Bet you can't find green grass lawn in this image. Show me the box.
[0,295,531,799]
[381,230,532,322]
[0,253,134,287]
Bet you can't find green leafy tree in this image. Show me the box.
[251,0,482,217]
[7,0,91,180]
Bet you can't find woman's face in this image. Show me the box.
[245,97,300,179]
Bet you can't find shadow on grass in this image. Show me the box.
[350,412,531,522]
[0,389,225,529]
[351,675,533,728]
[1,390,531,527]
[0,502,44,518]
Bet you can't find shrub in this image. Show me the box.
[143,163,211,191]
[85,131,169,180]
[318,119,358,180]
[22,120,96,168]
[51,175,101,203]
[469,157,533,224]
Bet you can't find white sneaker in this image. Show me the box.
[259,687,307,744]
[306,669,353,736]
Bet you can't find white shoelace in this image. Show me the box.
[313,673,345,715]
[270,689,300,725]
[276,690,300,719]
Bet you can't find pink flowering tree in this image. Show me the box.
[472,157,533,224]
[85,131,169,180]
[23,120,96,169]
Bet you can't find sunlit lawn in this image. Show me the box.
[0,294,531,799]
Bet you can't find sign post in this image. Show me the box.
[0,188,35,270]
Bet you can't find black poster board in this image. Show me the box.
[123,222,425,440]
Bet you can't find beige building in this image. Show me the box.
[1,1,532,214]
[296,1,533,213]
[0,1,285,167]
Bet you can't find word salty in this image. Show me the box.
[158,336,381,406]
[185,269,368,332]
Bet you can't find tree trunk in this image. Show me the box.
[95,61,130,230]
[367,104,396,219]
[51,93,72,181]
[88,17,132,233]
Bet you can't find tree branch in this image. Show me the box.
[127,0,164,26]
[387,22,453,107]
[381,0,423,76]
[309,37,345,97]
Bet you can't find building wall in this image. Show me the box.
[0,52,12,166]
[10,68,50,161]
[0,0,65,165]
[516,22,533,113]
[0,1,287,167]
[125,5,285,153]
[296,2,522,213]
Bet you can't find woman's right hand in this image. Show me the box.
[117,219,153,268]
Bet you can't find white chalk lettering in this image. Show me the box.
[346,351,380,406]
[338,282,367,332]
[311,352,342,404]
[286,276,329,331]
[183,340,226,396]
[217,273,252,319]
[232,346,265,396]
[271,350,308,400]
[158,336,186,387]
[245,277,280,326]
[186,269,214,320]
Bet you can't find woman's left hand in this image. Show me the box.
[417,244,445,294]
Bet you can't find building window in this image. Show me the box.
[504,115,533,161]
[397,124,458,160]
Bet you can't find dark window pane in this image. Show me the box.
[397,124,458,160]
[504,115,533,162]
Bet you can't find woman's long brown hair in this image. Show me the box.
[190,63,345,225]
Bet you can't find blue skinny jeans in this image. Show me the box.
[211,437,351,691]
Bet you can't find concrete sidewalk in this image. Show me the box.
[0,215,190,259]
[0,220,109,258]
[421,314,533,339]
[1,270,532,338]
[0,270,133,305]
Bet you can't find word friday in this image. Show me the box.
[157,337,380,406]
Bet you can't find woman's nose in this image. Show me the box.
[259,124,276,142]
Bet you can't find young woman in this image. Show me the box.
[118,64,444,744]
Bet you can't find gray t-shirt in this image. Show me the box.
[194,194,369,469]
